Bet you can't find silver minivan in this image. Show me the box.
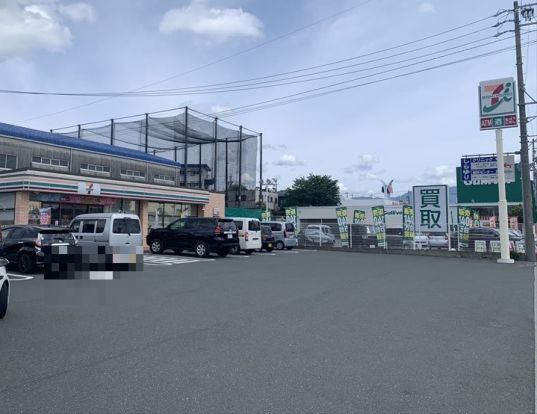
[69,213,142,247]
[260,221,297,250]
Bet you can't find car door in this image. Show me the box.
[2,227,27,262]
[79,219,96,245]
[165,219,186,249]
[0,227,16,261]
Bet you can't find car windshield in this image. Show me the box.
[39,231,76,245]
[218,220,237,232]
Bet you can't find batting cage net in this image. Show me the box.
[53,107,260,194]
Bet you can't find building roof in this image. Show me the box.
[0,122,181,168]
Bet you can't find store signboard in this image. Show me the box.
[78,182,101,195]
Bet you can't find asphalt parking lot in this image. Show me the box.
[0,249,534,413]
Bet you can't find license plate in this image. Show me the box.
[227,234,232,239]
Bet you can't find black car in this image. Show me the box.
[260,225,275,252]
[0,226,77,273]
[351,224,378,248]
[146,217,239,258]
[450,226,522,250]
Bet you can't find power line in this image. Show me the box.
[1,27,504,98]
[1,30,508,98]
[214,41,537,118]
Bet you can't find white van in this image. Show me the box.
[228,217,262,254]
[69,213,142,247]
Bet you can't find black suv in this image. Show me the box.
[146,217,239,258]
[0,226,77,273]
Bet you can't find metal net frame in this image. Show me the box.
[52,107,261,206]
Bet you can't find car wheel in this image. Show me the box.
[230,245,240,255]
[18,253,34,274]
[275,241,285,250]
[195,241,210,258]
[217,248,229,257]
[0,283,8,319]
[150,239,163,254]
[266,246,274,252]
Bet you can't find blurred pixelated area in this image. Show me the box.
[43,245,143,280]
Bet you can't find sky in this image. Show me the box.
[1,0,536,198]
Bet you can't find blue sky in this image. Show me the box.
[1,0,536,197]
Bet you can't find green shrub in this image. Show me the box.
[510,251,521,261]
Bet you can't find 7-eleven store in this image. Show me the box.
[0,169,224,247]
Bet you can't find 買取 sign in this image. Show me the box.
[353,210,366,224]
[460,155,515,184]
[413,185,448,233]
[372,205,386,248]
[285,207,298,228]
[479,77,518,130]
[336,207,349,247]
[403,205,414,241]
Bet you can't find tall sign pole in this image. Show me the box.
[514,1,536,261]
[479,77,518,263]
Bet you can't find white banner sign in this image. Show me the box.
[413,185,448,233]
[461,155,515,184]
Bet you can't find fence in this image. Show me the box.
[296,222,528,257]
[51,107,261,205]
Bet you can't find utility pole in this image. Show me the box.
[514,1,536,261]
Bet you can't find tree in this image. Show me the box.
[283,174,341,207]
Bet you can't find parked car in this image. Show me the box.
[260,225,275,252]
[351,224,378,248]
[70,213,142,247]
[260,221,298,250]
[298,227,335,245]
[427,232,449,249]
[228,217,262,255]
[451,227,522,251]
[0,257,9,319]
[146,217,238,258]
[0,226,77,273]
[509,228,523,239]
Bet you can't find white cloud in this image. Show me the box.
[263,143,287,151]
[343,154,379,173]
[337,182,348,193]
[273,154,304,167]
[421,165,455,186]
[210,104,231,114]
[418,2,436,13]
[159,0,263,42]
[0,1,95,61]
[58,2,95,23]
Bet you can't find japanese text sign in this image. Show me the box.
[413,185,448,233]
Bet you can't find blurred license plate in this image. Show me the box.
[227,234,232,239]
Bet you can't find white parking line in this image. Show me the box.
[227,255,251,259]
[7,273,34,281]
[143,255,214,266]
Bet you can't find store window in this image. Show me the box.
[147,202,199,230]
[80,163,111,174]
[120,169,145,180]
[32,156,68,168]
[0,192,15,225]
[107,199,139,215]
[0,154,16,170]
[28,200,41,225]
